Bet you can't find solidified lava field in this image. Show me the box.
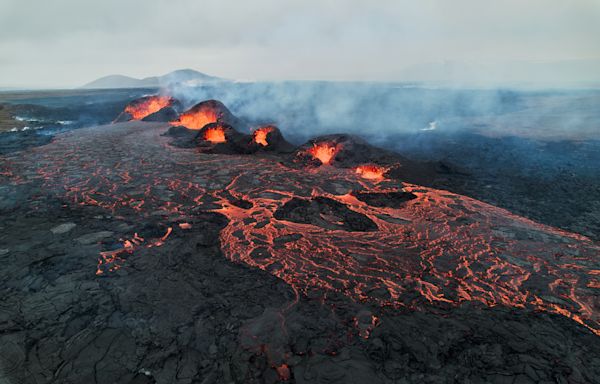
[0,99,599,383]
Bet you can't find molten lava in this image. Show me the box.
[307,142,340,165]
[204,126,227,143]
[124,96,173,120]
[355,165,386,180]
[9,119,599,336]
[174,105,220,130]
[253,126,275,146]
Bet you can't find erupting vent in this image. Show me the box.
[307,142,340,165]
[355,165,387,180]
[253,126,275,146]
[124,96,173,120]
[204,126,227,143]
[175,106,220,130]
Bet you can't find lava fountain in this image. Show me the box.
[307,142,341,165]
[355,165,387,180]
[253,126,276,146]
[204,126,227,143]
[171,100,234,130]
[175,107,218,130]
[124,96,174,120]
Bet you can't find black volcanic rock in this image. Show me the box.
[141,106,179,122]
[353,191,418,208]
[167,120,295,155]
[164,124,454,188]
[161,125,198,148]
[274,196,378,232]
[294,134,397,167]
[0,130,53,155]
[293,134,456,185]
[164,125,195,137]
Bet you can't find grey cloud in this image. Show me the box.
[0,0,599,87]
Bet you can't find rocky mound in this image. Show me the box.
[292,134,448,184]
[165,121,295,155]
[172,99,245,130]
[352,191,418,208]
[294,134,397,167]
[141,104,181,122]
[161,125,197,148]
[273,196,378,232]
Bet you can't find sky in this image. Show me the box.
[0,0,599,88]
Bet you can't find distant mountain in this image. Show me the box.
[81,69,226,89]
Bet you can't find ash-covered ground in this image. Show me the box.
[0,86,599,384]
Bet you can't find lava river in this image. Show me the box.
[2,122,598,335]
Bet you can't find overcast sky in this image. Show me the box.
[1,0,599,88]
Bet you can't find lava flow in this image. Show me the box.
[253,126,276,146]
[5,112,599,337]
[204,125,227,143]
[307,142,341,165]
[124,96,173,120]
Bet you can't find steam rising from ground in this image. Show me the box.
[165,81,600,148]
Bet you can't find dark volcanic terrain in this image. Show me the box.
[1,115,599,383]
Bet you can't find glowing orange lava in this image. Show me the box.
[174,106,219,130]
[307,142,340,165]
[124,96,172,120]
[253,126,275,146]
[13,122,599,336]
[275,364,290,381]
[355,165,386,180]
[204,126,227,143]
